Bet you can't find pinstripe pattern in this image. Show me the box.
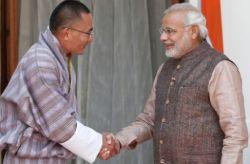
[3,152,68,164]
[0,28,78,163]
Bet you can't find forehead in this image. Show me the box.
[161,12,185,27]
[81,13,93,24]
[72,13,93,29]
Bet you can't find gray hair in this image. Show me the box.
[163,3,208,39]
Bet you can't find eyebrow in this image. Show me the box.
[163,26,176,30]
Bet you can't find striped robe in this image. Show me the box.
[0,28,79,163]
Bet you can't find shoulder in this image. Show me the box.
[209,60,241,89]
[20,43,58,72]
[18,43,61,85]
[214,60,239,75]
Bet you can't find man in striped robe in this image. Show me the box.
[0,0,117,163]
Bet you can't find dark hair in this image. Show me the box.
[49,0,90,33]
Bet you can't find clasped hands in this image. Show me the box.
[98,132,121,160]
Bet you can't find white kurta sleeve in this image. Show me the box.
[60,121,103,163]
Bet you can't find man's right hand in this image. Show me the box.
[98,132,121,160]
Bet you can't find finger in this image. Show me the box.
[105,134,113,145]
[100,147,108,155]
[100,150,110,160]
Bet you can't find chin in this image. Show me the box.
[75,49,85,55]
[75,52,84,55]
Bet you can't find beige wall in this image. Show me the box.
[221,0,250,163]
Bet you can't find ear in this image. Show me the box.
[189,25,199,39]
[61,28,71,41]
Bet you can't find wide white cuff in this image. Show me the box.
[60,121,102,163]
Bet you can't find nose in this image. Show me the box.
[160,32,169,42]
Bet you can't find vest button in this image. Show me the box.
[160,159,165,163]
[161,118,166,123]
[166,99,170,104]
[176,64,181,69]
[159,140,164,144]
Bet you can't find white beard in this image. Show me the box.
[164,32,192,59]
[165,46,181,58]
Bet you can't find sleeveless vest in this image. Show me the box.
[154,41,231,164]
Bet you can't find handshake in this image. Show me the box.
[98,133,121,160]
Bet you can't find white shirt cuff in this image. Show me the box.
[60,121,102,163]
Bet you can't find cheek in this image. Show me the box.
[178,34,192,50]
[79,37,89,44]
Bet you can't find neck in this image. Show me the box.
[55,34,71,56]
[187,39,202,53]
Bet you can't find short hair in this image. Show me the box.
[49,0,90,33]
[163,3,208,39]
